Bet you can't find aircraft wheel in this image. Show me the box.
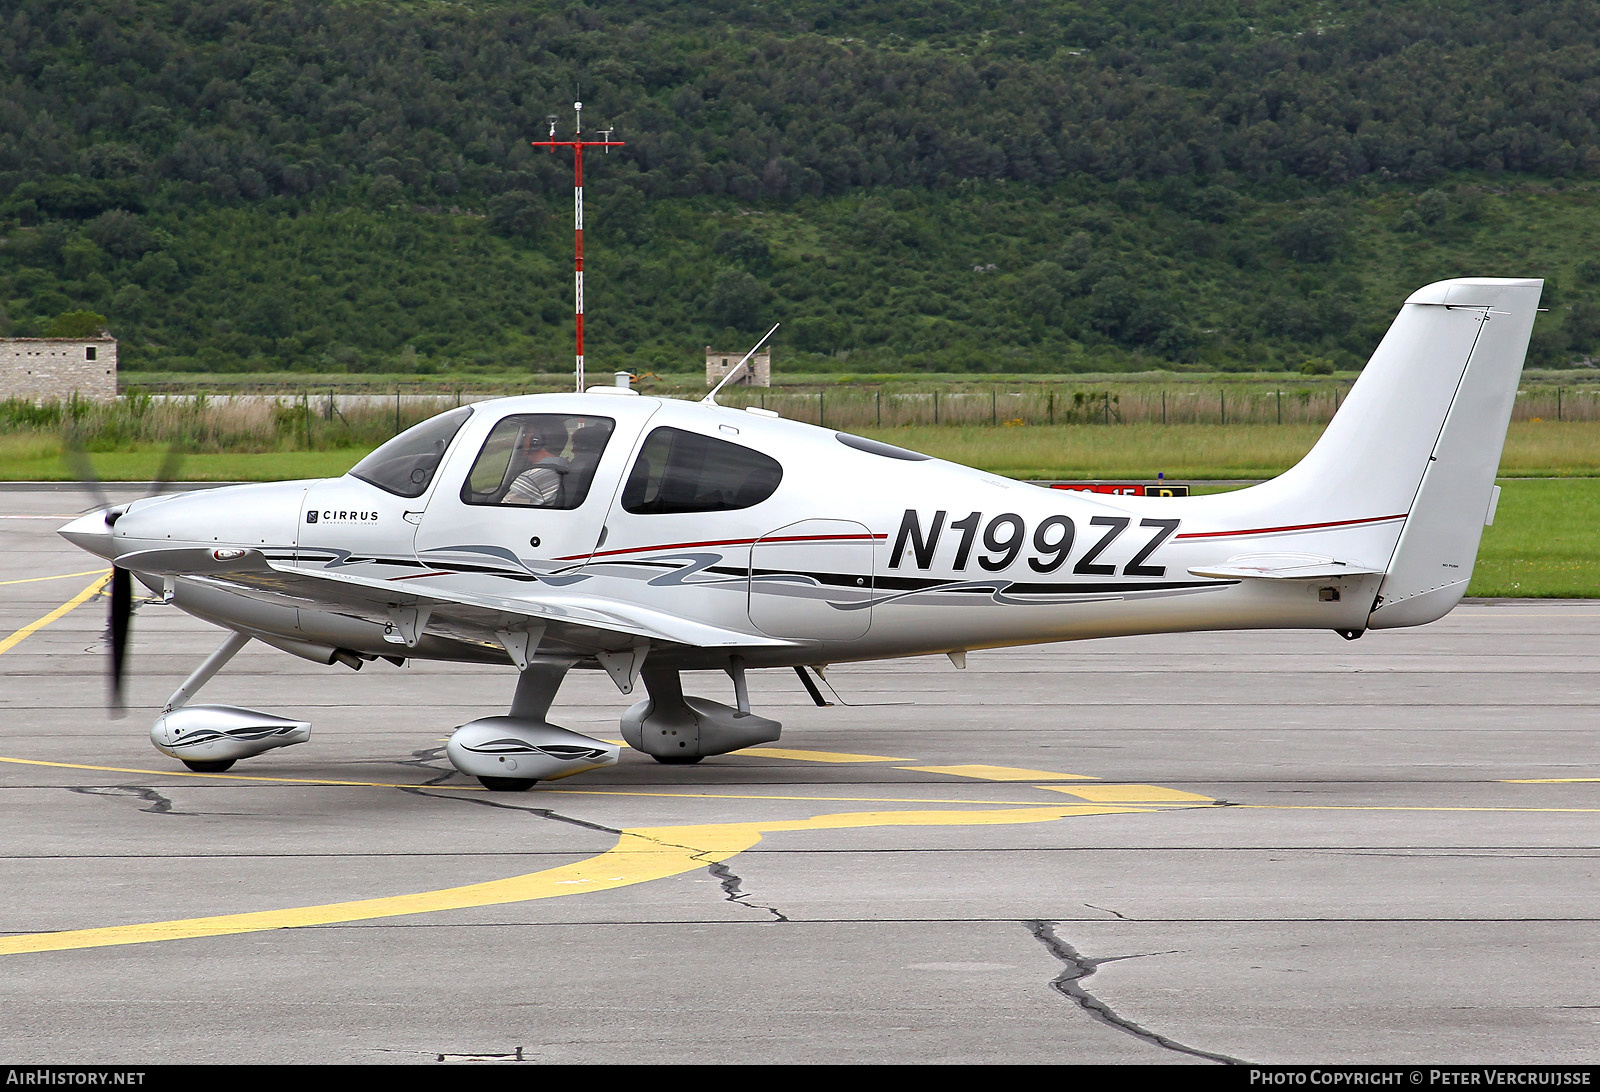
[182,759,236,773]
[477,775,538,792]
[652,755,704,765]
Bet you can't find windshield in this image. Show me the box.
[349,406,472,498]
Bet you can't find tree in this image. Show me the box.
[487,190,542,239]
[84,210,158,261]
[1276,209,1345,263]
[707,269,765,331]
[45,310,110,338]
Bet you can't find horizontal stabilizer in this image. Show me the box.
[1188,553,1384,581]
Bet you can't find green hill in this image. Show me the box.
[5,0,1600,376]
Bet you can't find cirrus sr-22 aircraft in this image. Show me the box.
[60,277,1541,790]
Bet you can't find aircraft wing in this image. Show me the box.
[113,547,797,652]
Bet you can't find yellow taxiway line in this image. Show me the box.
[0,754,1197,809]
[2,564,1589,962]
[0,568,110,587]
[0,574,109,657]
[0,803,1141,956]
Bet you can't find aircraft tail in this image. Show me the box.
[1210,278,1543,629]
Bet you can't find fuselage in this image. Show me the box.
[62,389,1396,672]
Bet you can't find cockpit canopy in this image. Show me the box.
[348,401,786,516]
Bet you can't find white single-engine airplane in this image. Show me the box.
[60,278,1541,789]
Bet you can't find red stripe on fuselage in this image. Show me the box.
[1174,513,1407,540]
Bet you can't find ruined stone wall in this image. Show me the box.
[705,346,771,387]
[0,338,118,401]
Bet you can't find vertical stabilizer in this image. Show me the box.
[1365,278,1543,627]
[1181,278,1542,632]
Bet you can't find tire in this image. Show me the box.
[652,755,704,765]
[182,759,236,773]
[478,775,538,791]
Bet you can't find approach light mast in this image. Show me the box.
[531,101,625,392]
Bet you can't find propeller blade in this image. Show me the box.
[148,445,185,498]
[108,566,131,718]
[62,430,111,513]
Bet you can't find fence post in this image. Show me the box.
[819,390,824,428]
[934,390,940,425]
[1276,389,1281,425]
[876,390,881,427]
[1220,388,1226,426]
[1048,390,1054,426]
[992,388,997,425]
[1103,391,1110,424]
[1558,386,1563,421]
[1161,389,1166,426]
[394,390,400,436]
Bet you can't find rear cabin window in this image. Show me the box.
[349,406,472,498]
[621,427,782,514]
[461,413,615,509]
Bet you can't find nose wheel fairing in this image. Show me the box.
[150,705,311,767]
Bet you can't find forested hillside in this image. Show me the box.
[6,0,1600,375]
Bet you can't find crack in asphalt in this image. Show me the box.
[68,784,183,815]
[406,787,624,835]
[1084,902,1128,920]
[707,860,789,923]
[406,788,789,919]
[1025,919,1248,1065]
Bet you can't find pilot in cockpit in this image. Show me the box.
[504,421,571,506]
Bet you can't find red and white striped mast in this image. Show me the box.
[530,101,624,392]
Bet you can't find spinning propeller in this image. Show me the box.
[64,435,184,716]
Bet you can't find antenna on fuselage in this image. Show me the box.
[702,323,780,406]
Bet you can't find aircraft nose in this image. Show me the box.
[58,508,122,561]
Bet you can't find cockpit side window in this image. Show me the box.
[620,427,782,515]
[460,413,615,510]
[349,406,472,499]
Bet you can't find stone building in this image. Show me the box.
[0,337,118,401]
[705,345,770,387]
